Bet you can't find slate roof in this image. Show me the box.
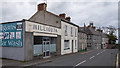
[29,10,79,27]
[101,33,108,38]
[79,27,101,36]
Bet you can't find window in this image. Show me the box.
[65,25,67,36]
[75,40,77,49]
[87,35,89,39]
[89,35,92,39]
[87,43,91,47]
[64,40,70,50]
[75,28,77,37]
[71,27,73,36]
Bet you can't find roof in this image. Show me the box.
[46,10,79,27]
[101,33,108,38]
[61,19,79,27]
[30,10,79,27]
[79,27,87,33]
[79,27,101,36]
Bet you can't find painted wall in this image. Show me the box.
[1,22,25,61]
[29,10,61,28]
[24,32,34,61]
[61,21,78,55]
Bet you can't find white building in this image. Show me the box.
[60,19,78,55]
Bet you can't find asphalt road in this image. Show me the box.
[38,49,118,67]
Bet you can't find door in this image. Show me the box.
[43,41,50,58]
[72,40,74,53]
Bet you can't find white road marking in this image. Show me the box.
[89,56,95,59]
[97,53,100,55]
[116,53,119,68]
[74,50,106,67]
[75,60,86,67]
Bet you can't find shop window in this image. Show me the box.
[50,37,56,44]
[34,36,43,45]
[64,40,70,50]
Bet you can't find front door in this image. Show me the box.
[72,40,74,53]
[43,41,50,58]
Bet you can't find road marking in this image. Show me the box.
[80,50,93,54]
[97,53,100,55]
[89,56,95,59]
[75,60,86,67]
[116,53,119,68]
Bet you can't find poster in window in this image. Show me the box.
[4,32,9,39]
[16,32,21,39]
[10,32,15,39]
[17,23,22,30]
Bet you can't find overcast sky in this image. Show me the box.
[1,0,118,27]
[0,0,119,37]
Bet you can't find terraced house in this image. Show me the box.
[78,26,87,51]
[84,23,102,50]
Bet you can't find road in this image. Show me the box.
[37,49,118,67]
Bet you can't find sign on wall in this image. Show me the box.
[25,21,61,35]
[1,22,23,47]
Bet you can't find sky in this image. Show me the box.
[0,0,119,39]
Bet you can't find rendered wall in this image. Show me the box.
[61,21,78,55]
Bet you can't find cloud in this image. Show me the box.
[1,1,118,29]
[47,2,118,28]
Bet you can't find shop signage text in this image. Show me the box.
[25,21,61,35]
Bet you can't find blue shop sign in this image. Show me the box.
[1,22,23,47]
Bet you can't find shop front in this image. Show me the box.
[25,20,61,58]
[34,36,57,58]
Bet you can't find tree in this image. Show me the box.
[106,31,117,44]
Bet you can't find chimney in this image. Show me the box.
[59,13,66,18]
[101,30,103,32]
[97,29,102,33]
[38,3,47,11]
[65,17,71,21]
[90,22,93,27]
[93,26,96,29]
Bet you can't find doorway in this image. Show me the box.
[72,40,74,53]
[43,41,50,58]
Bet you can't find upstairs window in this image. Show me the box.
[75,28,77,37]
[71,27,73,37]
[65,25,67,36]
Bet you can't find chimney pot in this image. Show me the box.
[59,13,66,18]
[65,17,71,21]
[38,3,47,11]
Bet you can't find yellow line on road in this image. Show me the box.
[80,50,93,54]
